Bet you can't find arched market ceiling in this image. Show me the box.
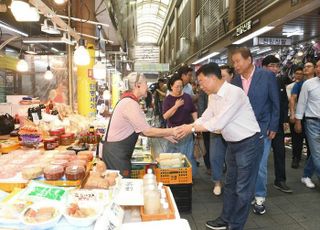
[136,0,170,43]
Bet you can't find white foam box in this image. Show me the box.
[6,95,28,104]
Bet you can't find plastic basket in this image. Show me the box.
[168,183,192,213]
[131,169,145,179]
[140,186,175,221]
[155,158,192,184]
[131,164,155,179]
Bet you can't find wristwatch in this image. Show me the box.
[191,124,197,136]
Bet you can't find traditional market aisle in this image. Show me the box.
[151,138,320,230]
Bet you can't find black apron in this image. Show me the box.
[102,97,139,178]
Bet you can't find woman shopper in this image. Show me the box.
[162,74,198,176]
[102,72,178,178]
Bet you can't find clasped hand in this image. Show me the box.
[172,124,192,140]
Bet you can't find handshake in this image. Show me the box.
[165,124,194,143]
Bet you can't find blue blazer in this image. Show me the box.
[232,67,280,136]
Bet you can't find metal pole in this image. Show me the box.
[67,0,73,110]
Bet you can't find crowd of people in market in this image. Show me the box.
[102,46,320,230]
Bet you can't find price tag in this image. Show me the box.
[32,112,40,125]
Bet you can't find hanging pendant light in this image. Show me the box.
[74,38,90,66]
[93,26,106,80]
[16,53,28,72]
[44,66,53,80]
[44,55,53,80]
[11,0,40,22]
[93,57,106,80]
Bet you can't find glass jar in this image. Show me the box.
[43,137,56,150]
[60,133,73,146]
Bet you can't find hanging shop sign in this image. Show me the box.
[209,59,227,65]
[253,37,292,46]
[0,55,18,71]
[236,20,252,37]
[134,63,169,72]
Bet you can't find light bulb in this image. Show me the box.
[297,51,304,57]
[11,0,30,18]
[93,60,106,80]
[16,59,28,72]
[44,66,54,80]
[11,1,40,22]
[74,43,90,66]
[54,0,66,4]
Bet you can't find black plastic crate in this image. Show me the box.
[168,183,192,213]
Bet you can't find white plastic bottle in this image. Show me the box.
[143,168,156,187]
[144,186,161,214]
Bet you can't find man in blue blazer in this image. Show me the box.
[231,47,280,215]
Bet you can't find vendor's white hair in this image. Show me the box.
[124,72,145,90]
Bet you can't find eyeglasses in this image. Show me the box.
[304,65,314,68]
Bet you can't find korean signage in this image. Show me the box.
[236,20,252,37]
[134,63,169,72]
[253,37,292,46]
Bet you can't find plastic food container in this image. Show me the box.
[76,155,90,163]
[68,160,87,170]
[78,151,94,161]
[51,159,69,168]
[43,165,64,180]
[63,203,102,227]
[60,133,74,146]
[21,165,43,180]
[49,128,65,144]
[65,165,85,181]
[43,137,56,150]
[20,201,62,229]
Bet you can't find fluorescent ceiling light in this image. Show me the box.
[5,48,16,53]
[256,47,272,55]
[283,30,303,37]
[25,46,37,55]
[41,19,61,35]
[192,52,220,65]
[250,47,260,53]
[232,26,275,45]
[51,47,59,52]
[0,22,28,37]
[23,36,75,45]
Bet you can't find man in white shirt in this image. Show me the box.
[177,63,263,230]
[295,59,320,185]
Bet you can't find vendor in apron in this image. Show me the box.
[102,72,178,178]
